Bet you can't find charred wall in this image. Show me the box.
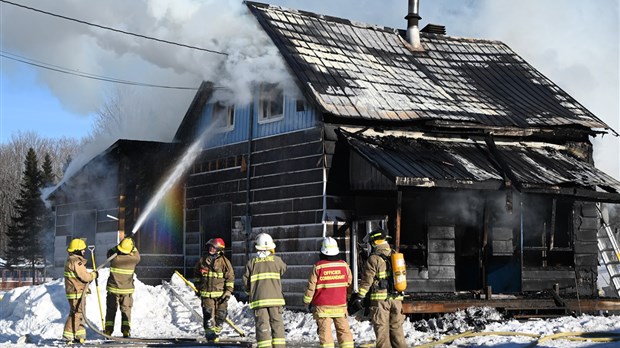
[184,126,326,306]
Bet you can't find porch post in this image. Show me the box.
[395,188,402,251]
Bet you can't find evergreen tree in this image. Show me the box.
[6,148,46,283]
[41,153,55,188]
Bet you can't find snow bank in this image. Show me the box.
[1,269,620,347]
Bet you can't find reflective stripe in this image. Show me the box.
[202,271,224,278]
[340,341,354,348]
[370,292,388,300]
[320,343,335,348]
[66,293,82,300]
[200,290,224,298]
[110,267,134,275]
[257,340,272,348]
[316,282,349,289]
[64,271,77,278]
[316,262,346,270]
[106,286,135,294]
[376,271,388,279]
[225,281,234,287]
[272,338,285,345]
[303,295,312,303]
[249,298,285,309]
[250,272,281,282]
[358,288,368,297]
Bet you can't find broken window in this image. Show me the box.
[258,84,284,122]
[212,102,235,130]
[522,195,573,267]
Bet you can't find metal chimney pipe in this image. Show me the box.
[405,0,422,49]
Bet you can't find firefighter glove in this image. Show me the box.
[219,293,231,304]
[351,293,364,311]
[304,303,312,313]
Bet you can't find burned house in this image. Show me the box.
[49,140,183,285]
[51,1,620,312]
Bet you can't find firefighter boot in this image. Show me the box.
[122,329,130,338]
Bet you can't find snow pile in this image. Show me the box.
[1,269,620,347]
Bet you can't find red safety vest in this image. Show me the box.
[311,260,351,306]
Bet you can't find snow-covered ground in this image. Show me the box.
[1,269,620,347]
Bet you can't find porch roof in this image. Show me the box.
[340,129,620,202]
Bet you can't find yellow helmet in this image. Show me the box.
[67,238,87,252]
[117,238,135,254]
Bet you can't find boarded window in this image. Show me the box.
[259,84,284,122]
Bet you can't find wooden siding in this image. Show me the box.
[53,197,120,271]
[184,127,326,305]
[202,96,318,149]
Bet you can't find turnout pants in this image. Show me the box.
[254,306,285,348]
[105,292,133,336]
[313,313,354,348]
[201,297,228,339]
[370,298,407,348]
[63,298,86,341]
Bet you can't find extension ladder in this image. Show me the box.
[597,204,620,298]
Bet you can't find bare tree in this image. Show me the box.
[0,132,81,258]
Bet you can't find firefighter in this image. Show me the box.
[104,237,140,338]
[63,238,98,344]
[193,237,234,342]
[303,237,354,348]
[351,228,407,348]
[243,233,287,348]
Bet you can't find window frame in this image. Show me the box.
[212,102,235,132]
[258,84,284,124]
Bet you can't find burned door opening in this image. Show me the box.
[200,203,232,261]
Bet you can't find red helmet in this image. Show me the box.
[206,238,225,250]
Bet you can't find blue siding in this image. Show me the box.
[202,95,318,149]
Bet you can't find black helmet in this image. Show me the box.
[368,228,388,245]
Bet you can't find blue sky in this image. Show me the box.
[1,0,618,176]
[1,67,92,143]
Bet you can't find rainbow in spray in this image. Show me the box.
[132,122,218,235]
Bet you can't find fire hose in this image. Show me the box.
[408,330,620,347]
[174,270,246,337]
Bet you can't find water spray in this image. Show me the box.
[132,122,218,234]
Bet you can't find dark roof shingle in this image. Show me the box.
[247,2,609,131]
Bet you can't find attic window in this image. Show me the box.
[258,84,284,122]
[213,102,235,130]
[296,99,306,112]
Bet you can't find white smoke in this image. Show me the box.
[1,0,617,179]
[1,0,294,179]
[2,0,292,110]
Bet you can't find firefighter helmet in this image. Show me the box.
[206,237,225,250]
[320,237,339,256]
[368,228,388,245]
[117,238,135,254]
[67,238,87,252]
[255,233,276,251]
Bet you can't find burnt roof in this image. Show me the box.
[341,129,620,202]
[246,2,610,133]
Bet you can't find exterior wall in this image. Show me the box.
[409,226,456,292]
[521,202,598,296]
[184,126,326,307]
[202,95,317,149]
[53,197,120,278]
